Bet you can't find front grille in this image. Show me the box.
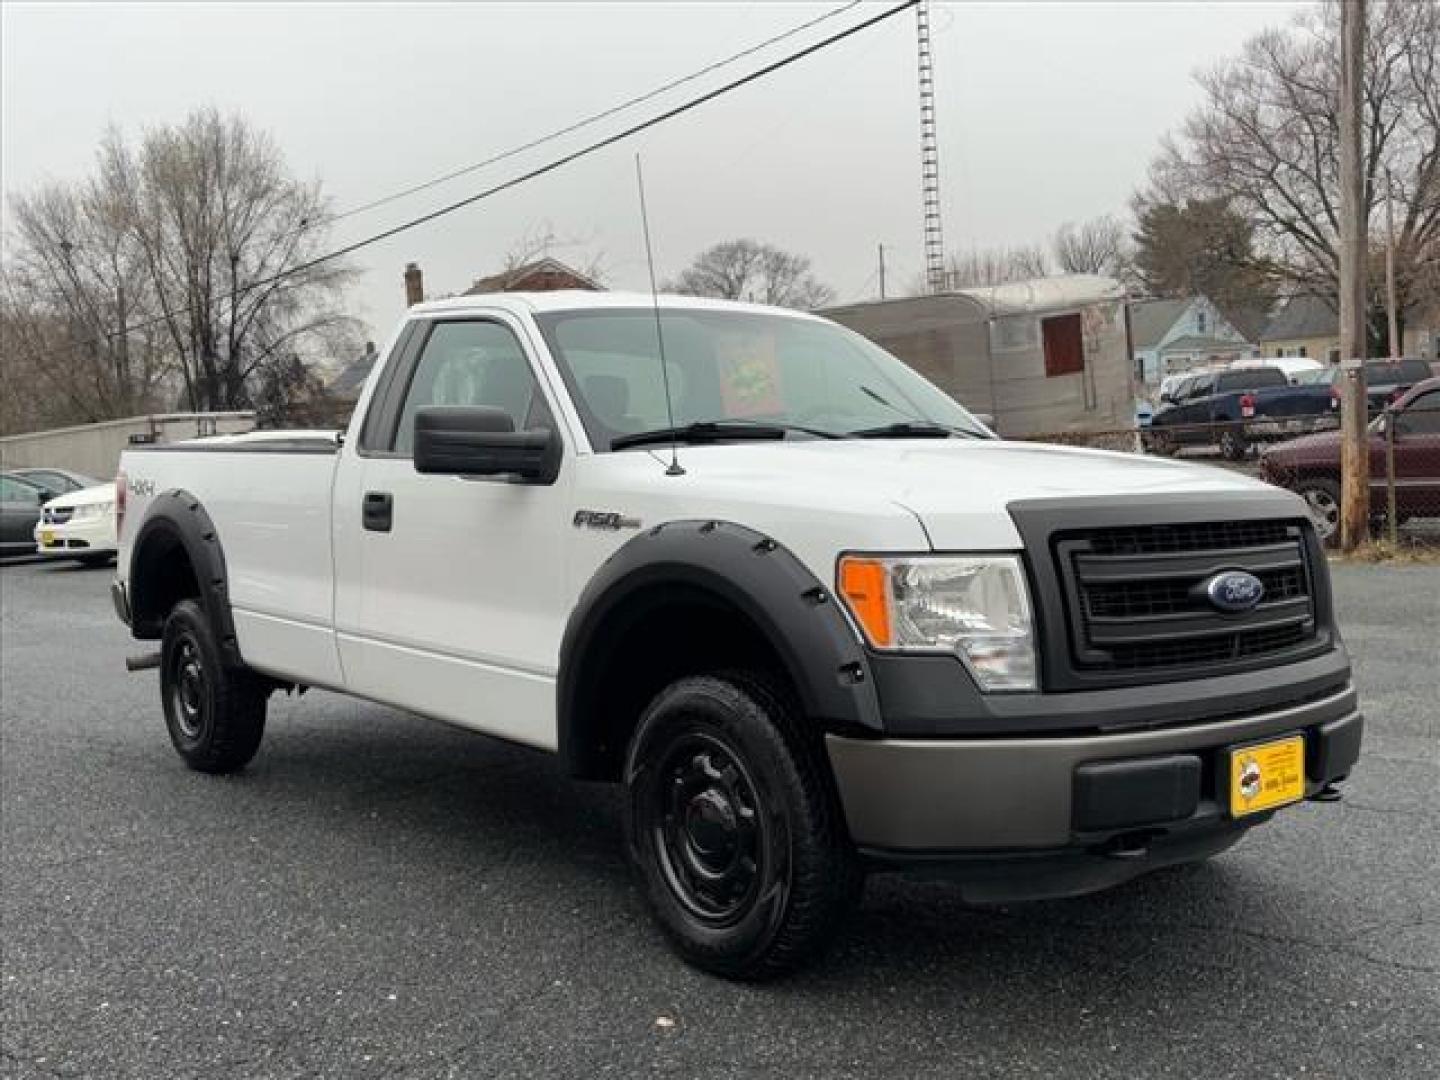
[1054,519,1322,684]
[1084,565,1306,619]
[1085,519,1292,556]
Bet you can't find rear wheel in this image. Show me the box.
[160,599,268,773]
[1219,427,1249,461]
[625,673,861,979]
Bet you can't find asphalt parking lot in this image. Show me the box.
[2,557,1436,1079]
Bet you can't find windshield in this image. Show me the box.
[534,307,990,450]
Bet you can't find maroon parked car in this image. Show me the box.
[1260,376,1440,543]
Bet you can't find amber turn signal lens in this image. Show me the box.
[838,557,892,647]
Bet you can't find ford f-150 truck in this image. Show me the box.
[112,292,1362,978]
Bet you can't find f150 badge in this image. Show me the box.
[573,509,641,531]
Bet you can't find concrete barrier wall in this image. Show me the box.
[0,413,255,480]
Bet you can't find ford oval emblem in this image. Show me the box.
[1204,570,1265,613]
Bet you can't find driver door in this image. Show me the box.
[333,314,574,750]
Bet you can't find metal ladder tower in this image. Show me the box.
[916,0,947,293]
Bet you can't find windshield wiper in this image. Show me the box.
[610,420,840,451]
[849,421,982,440]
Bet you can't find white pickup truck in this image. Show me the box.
[113,292,1362,978]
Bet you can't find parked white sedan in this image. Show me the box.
[35,482,117,565]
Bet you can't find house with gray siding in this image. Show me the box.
[1130,295,1258,386]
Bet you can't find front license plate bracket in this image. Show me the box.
[1227,734,1306,818]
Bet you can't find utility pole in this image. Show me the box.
[916,0,946,293]
[1338,0,1369,552]
[1384,168,1399,359]
[878,243,887,300]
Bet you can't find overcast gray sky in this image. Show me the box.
[3,1,1307,341]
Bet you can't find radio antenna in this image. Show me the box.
[635,154,685,477]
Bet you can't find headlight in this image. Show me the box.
[72,502,114,519]
[838,554,1037,692]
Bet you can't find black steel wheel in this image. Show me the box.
[626,673,861,979]
[650,732,768,926]
[160,599,267,773]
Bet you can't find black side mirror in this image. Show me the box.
[413,406,560,484]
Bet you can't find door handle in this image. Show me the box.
[363,490,393,532]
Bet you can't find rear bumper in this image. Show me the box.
[826,682,1360,874]
[1244,414,1338,439]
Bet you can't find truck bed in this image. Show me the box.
[119,431,345,688]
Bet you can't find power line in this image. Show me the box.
[15,0,918,370]
[278,0,865,242]
[272,0,918,280]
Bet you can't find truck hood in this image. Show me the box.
[650,438,1285,550]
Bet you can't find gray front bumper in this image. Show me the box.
[827,683,1360,852]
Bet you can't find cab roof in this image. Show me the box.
[407,290,827,321]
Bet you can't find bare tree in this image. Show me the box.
[665,239,835,309]
[100,108,360,412]
[497,221,606,286]
[937,244,1050,290]
[1146,0,1439,336]
[1051,215,1133,278]
[4,176,169,428]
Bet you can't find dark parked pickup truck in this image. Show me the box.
[1147,358,1435,461]
[1302,357,1435,414]
[1147,367,1319,460]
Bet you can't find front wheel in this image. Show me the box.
[160,599,268,773]
[625,674,861,979]
[1296,478,1341,545]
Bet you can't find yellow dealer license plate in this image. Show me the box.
[40,530,55,547]
[1229,735,1306,818]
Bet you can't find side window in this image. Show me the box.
[393,321,551,455]
[1398,391,1440,435]
[1,478,41,504]
[1041,313,1084,377]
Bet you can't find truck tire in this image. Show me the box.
[624,672,862,979]
[160,599,267,773]
[1219,427,1249,461]
[1295,478,1341,545]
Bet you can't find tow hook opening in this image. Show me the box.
[1097,830,1161,860]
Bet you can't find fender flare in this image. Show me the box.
[557,519,883,779]
[128,489,242,667]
